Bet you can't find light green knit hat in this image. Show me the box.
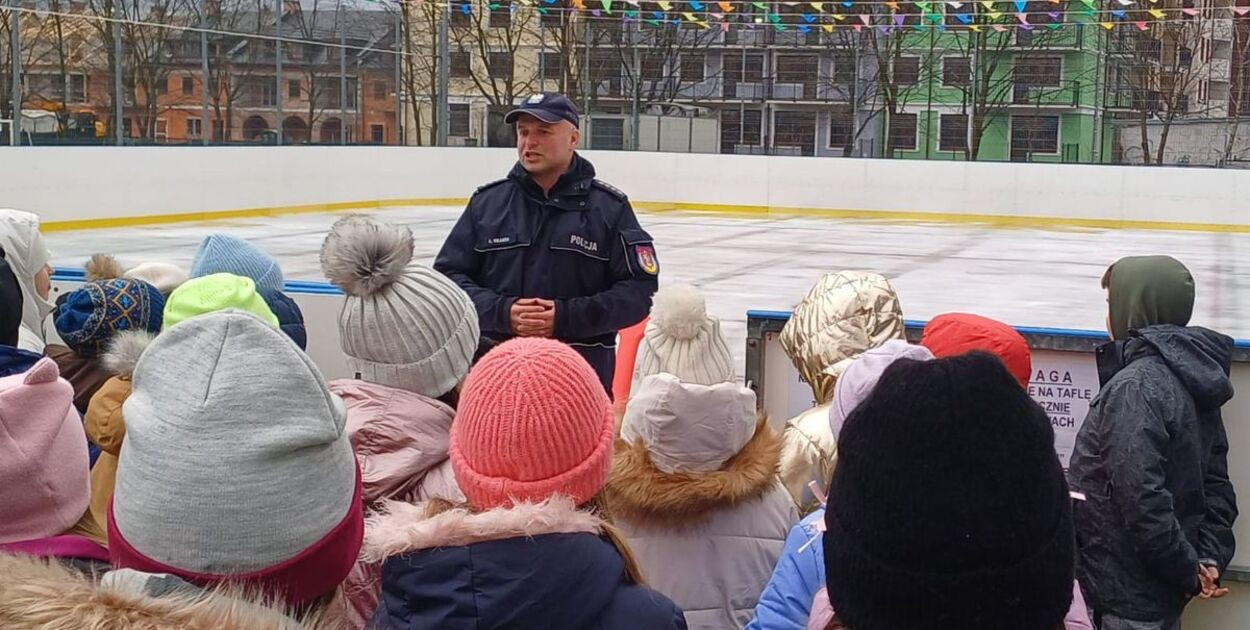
[163,273,279,331]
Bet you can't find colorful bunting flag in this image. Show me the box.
[1015,11,1028,23]
[853,23,862,31]
[993,24,1007,31]
[571,0,585,9]
[718,1,733,11]
[969,23,981,30]
[657,0,671,10]
[1013,0,1026,11]
[803,12,816,22]
[957,13,973,23]
[834,13,846,20]
[601,0,612,13]
[947,0,964,7]
[1135,20,1148,29]
[859,13,871,24]
[822,22,834,31]
[1181,7,1198,15]
[689,0,703,10]
[1148,8,1163,18]
[1111,9,1126,18]
[1236,6,1250,15]
[1100,21,1114,29]
[810,1,825,11]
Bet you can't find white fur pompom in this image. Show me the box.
[320,215,415,297]
[649,284,708,341]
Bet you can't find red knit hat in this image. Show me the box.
[451,338,614,510]
[921,313,1033,388]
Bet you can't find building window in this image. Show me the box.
[1015,56,1062,87]
[347,77,359,109]
[724,52,765,83]
[449,103,471,136]
[1010,114,1059,160]
[288,79,300,99]
[776,55,818,83]
[489,0,511,27]
[541,51,564,81]
[374,81,388,99]
[488,52,513,80]
[371,124,385,144]
[939,114,967,151]
[155,118,168,141]
[212,119,225,142]
[540,7,563,28]
[156,77,168,96]
[262,82,277,107]
[450,51,472,79]
[590,118,624,150]
[894,57,920,86]
[832,52,854,84]
[828,109,853,150]
[187,117,203,138]
[889,113,917,152]
[67,74,87,102]
[680,54,705,82]
[943,58,970,88]
[773,110,816,156]
[640,53,666,81]
[720,108,762,153]
[451,1,472,26]
[182,75,194,96]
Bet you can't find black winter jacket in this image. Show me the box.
[1068,325,1237,621]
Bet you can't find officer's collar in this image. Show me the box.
[510,153,595,201]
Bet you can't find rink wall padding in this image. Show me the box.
[9,146,1250,232]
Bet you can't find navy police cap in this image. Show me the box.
[504,93,580,127]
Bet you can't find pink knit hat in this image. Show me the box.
[451,338,614,510]
[0,358,90,544]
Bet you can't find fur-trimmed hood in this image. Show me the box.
[608,416,783,530]
[363,495,603,561]
[0,554,342,629]
[101,329,156,378]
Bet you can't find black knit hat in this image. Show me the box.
[824,351,1074,630]
[0,247,22,347]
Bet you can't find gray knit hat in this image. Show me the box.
[635,284,735,387]
[110,310,361,604]
[320,215,479,399]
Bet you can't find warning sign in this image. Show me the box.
[1027,350,1100,470]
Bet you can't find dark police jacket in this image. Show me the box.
[434,153,658,391]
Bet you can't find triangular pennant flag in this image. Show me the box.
[658,1,672,9]
[1013,0,1026,11]
[1111,9,1126,18]
[885,0,899,8]
[803,12,816,22]
[822,22,834,30]
[460,2,472,14]
[842,0,852,6]
[1100,21,1114,29]
[980,0,994,9]
[1134,20,1148,29]
[601,0,613,12]
[988,10,1002,18]
[969,23,981,30]
[1047,0,1059,3]
[1079,0,1095,7]
[947,0,963,6]
[769,11,782,22]
[1236,6,1250,15]
[488,2,500,10]
[689,0,704,10]
[993,23,1007,31]
[752,1,768,9]
[1045,21,1060,28]
[1182,7,1198,14]
[590,8,601,15]
[894,13,905,24]
[712,11,723,18]
[912,22,925,30]
[652,10,664,17]
[859,13,871,24]
[834,13,846,20]
[799,23,812,31]
[957,12,972,23]
[625,8,639,16]
[571,0,585,8]
[811,1,825,11]
[1015,11,1028,23]
[721,20,730,30]
[536,6,548,13]
[916,1,932,10]
[1021,22,1034,29]
[853,23,862,30]
[1148,8,1163,17]
[1047,10,1059,18]
[718,1,733,10]
[927,11,943,22]
[1116,0,1133,4]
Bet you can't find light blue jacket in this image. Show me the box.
[746,509,826,629]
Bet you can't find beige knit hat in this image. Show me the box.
[634,284,735,387]
[320,215,479,399]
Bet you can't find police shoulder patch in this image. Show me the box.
[591,179,628,200]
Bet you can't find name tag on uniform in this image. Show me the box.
[487,235,517,246]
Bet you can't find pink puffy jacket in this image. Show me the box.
[330,379,465,629]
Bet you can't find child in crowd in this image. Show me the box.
[0,252,42,377]
[777,271,905,511]
[365,337,686,629]
[189,233,306,347]
[812,353,1083,630]
[920,312,1033,388]
[0,358,107,570]
[107,309,360,608]
[0,209,55,352]
[1070,256,1237,629]
[83,273,280,529]
[85,253,187,297]
[320,215,479,628]
[607,285,796,629]
[48,258,164,414]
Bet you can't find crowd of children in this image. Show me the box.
[0,208,1236,630]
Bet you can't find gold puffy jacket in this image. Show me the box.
[777,271,905,511]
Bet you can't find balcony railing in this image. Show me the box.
[1011,80,1081,107]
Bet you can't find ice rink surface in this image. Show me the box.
[46,205,1250,371]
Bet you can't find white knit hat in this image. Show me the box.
[125,262,189,296]
[320,215,479,399]
[634,284,735,387]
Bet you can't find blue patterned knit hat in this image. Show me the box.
[55,279,165,358]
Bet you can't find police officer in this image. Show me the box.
[434,93,659,394]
